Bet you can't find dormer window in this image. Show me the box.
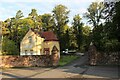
[28,36,32,43]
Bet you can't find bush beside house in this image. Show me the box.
[2,37,19,55]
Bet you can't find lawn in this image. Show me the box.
[58,55,80,66]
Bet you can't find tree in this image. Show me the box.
[72,14,83,51]
[103,2,115,22]
[84,2,105,28]
[1,21,10,36]
[29,9,38,20]
[16,10,24,19]
[3,10,26,53]
[112,2,120,42]
[61,29,70,50]
[3,18,13,39]
[69,27,78,50]
[29,9,42,30]
[82,26,91,36]
[102,2,120,52]
[41,14,55,31]
[3,10,24,47]
[17,18,34,41]
[82,26,91,51]
[84,1,120,52]
[84,2,106,51]
[14,10,24,45]
[2,10,37,55]
[6,10,24,50]
[52,4,70,50]
[52,4,69,36]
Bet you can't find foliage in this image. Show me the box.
[109,2,120,42]
[15,10,24,19]
[52,4,70,50]
[84,1,120,52]
[72,14,84,51]
[113,2,120,42]
[68,27,78,50]
[82,26,91,36]
[102,2,120,52]
[2,22,10,35]
[29,9,42,30]
[52,4,69,34]
[84,2,105,28]
[41,14,55,31]
[61,29,70,50]
[2,37,19,55]
[82,26,91,51]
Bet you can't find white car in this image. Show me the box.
[62,49,69,54]
[62,49,76,55]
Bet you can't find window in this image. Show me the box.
[30,50,33,55]
[35,37,37,42]
[25,50,27,55]
[44,48,50,55]
[28,36,32,43]
[40,49,42,52]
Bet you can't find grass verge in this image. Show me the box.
[58,55,80,66]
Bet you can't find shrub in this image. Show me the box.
[2,37,19,55]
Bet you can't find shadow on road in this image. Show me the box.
[60,54,119,78]
[2,72,20,78]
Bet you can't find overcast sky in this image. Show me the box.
[0,0,104,26]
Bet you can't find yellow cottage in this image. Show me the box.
[20,28,60,58]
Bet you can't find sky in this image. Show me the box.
[0,0,104,26]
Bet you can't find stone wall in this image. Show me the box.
[0,55,59,68]
[88,44,102,65]
[99,52,119,65]
[88,44,119,65]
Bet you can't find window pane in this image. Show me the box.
[25,50,27,55]
[30,50,33,55]
[28,36,32,43]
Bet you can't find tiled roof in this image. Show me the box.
[31,28,58,41]
[41,31,58,41]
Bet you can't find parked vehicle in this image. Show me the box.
[62,49,69,54]
[62,49,76,55]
